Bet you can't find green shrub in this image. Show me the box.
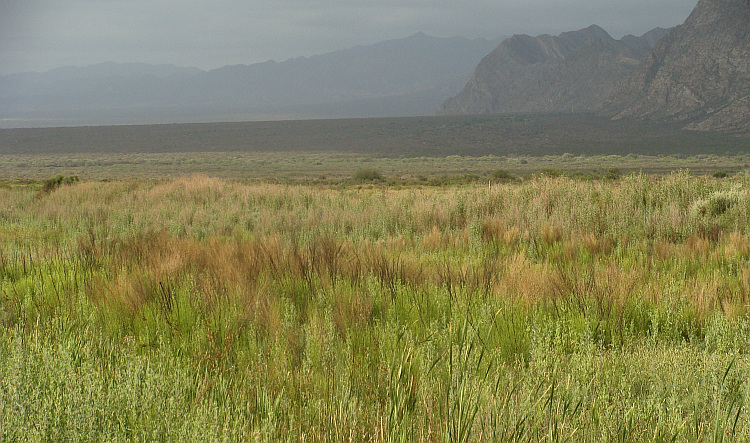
[604,167,622,180]
[490,169,517,182]
[539,168,563,178]
[691,189,742,217]
[568,170,598,181]
[353,168,385,182]
[43,174,64,191]
[40,174,80,195]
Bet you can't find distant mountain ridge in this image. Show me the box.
[602,0,750,132]
[436,25,671,116]
[0,33,502,128]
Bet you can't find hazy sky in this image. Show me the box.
[1,0,697,75]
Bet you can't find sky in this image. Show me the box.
[1,0,698,76]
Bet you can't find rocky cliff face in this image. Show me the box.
[436,26,668,115]
[602,0,750,132]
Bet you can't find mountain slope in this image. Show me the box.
[0,33,501,128]
[436,26,669,115]
[602,0,750,132]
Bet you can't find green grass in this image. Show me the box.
[0,173,750,441]
[3,114,750,440]
[3,171,750,440]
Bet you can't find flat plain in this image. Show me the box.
[2,115,750,441]
[1,113,749,181]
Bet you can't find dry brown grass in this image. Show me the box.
[332,286,375,340]
[580,234,616,256]
[494,254,555,307]
[540,223,565,245]
[723,231,750,259]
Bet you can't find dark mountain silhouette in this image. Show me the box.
[436,26,670,116]
[0,33,501,128]
[602,0,750,132]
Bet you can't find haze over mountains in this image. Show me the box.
[3,0,747,133]
[0,33,501,128]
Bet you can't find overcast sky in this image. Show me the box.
[1,0,697,75]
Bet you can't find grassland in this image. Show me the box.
[2,170,750,441]
[3,115,750,441]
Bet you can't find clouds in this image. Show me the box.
[0,0,698,75]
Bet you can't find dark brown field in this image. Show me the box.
[2,113,748,157]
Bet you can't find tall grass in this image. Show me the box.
[2,172,750,440]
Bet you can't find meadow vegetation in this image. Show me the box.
[2,170,750,440]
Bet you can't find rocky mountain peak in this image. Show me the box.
[436,26,664,116]
[602,0,750,132]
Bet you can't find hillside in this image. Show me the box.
[436,26,669,115]
[602,0,750,132]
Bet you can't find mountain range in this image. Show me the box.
[442,0,750,133]
[603,0,750,132]
[4,0,748,133]
[0,33,501,128]
[436,26,671,115]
